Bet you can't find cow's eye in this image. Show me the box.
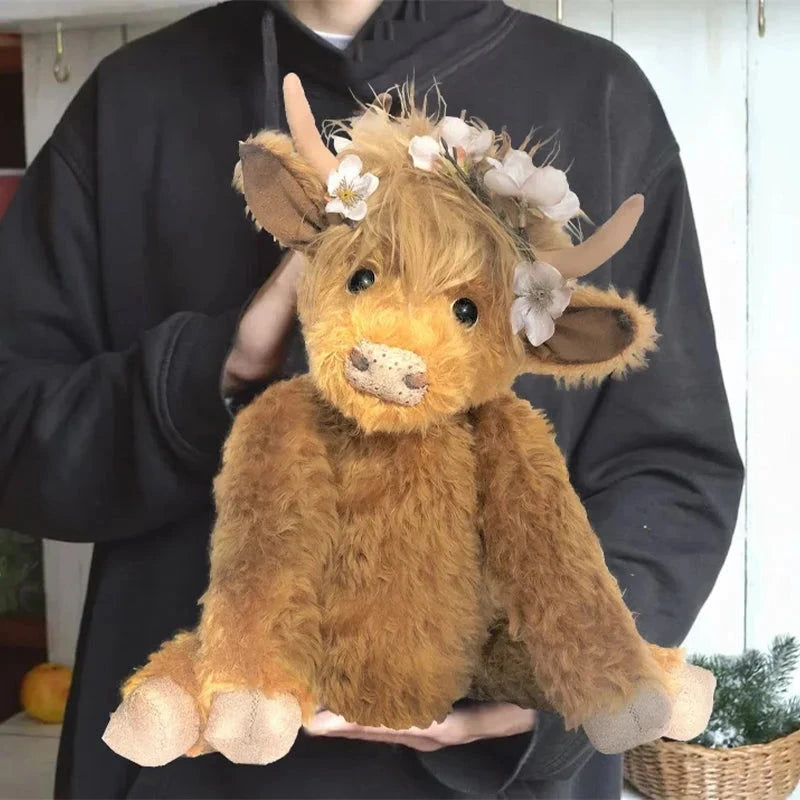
[452,298,478,326]
[347,268,376,294]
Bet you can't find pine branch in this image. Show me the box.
[771,635,800,692]
[688,636,800,748]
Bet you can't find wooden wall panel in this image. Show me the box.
[22,25,122,160]
[124,12,185,43]
[507,0,612,38]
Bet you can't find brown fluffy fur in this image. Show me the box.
[471,394,671,728]
[118,93,689,755]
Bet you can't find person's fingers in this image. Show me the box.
[304,711,405,738]
[252,250,305,301]
[304,713,446,751]
[277,248,306,287]
[454,702,536,740]
[222,251,307,391]
[393,735,447,752]
[303,710,352,734]
[311,729,445,751]
[304,704,536,750]
[458,703,535,735]
[242,250,305,330]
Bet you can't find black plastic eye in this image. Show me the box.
[347,268,376,294]
[452,298,478,327]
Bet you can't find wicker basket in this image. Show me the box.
[624,729,800,799]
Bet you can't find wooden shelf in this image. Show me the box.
[0,1,210,31]
[0,616,46,649]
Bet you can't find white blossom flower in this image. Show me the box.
[510,260,575,347]
[484,151,580,222]
[538,189,580,222]
[408,135,443,171]
[332,135,352,154]
[325,154,379,222]
[440,117,493,160]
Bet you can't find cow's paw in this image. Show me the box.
[661,663,716,741]
[583,682,671,754]
[102,677,200,767]
[203,690,301,765]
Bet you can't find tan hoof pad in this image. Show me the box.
[662,663,716,741]
[583,683,672,754]
[203,690,301,765]
[102,677,200,767]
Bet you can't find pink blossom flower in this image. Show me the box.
[510,260,575,346]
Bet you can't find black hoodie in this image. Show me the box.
[0,2,742,798]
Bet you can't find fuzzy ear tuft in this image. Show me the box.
[233,130,328,248]
[520,285,659,386]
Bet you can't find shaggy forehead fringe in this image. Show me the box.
[367,172,518,293]
[323,85,525,293]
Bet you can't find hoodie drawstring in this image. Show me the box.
[261,10,281,130]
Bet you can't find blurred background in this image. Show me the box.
[0,1,797,797]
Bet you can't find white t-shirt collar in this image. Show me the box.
[313,30,354,51]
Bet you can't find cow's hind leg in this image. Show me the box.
[467,619,552,710]
[468,620,696,733]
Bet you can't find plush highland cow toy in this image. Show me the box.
[103,74,715,768]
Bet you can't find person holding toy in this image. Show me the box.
[0,1,742,798]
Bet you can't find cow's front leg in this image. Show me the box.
[195,378,339,764]
[103,631,203,766]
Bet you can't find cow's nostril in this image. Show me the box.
[349,348,370,372]
[404,372,428,390]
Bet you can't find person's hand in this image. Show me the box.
[222,250,306,394]
[304,703,535,752]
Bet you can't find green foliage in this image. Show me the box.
[689,636,800,748]
[0,529,44,616]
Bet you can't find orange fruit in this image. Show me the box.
[20,663,72,724]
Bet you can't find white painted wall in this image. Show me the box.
[11,2,800,677]
[744,0,800,658]
[612,0,750,658]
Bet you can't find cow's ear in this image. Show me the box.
[233,130,329,249]
[518,285,658,385]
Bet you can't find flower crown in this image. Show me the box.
[328,115,579,227]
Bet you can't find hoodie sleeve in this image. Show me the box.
[418,145,743,800]
[574,152,744,649]
[0,76,239,544]
[507,152,742,787]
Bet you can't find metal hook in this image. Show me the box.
[758,0,766,37]
[53,22,70,83]
[556,0,564,24]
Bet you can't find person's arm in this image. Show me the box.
[506,152,743,787]
[0,76,299,544]
[577,153,744,646]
